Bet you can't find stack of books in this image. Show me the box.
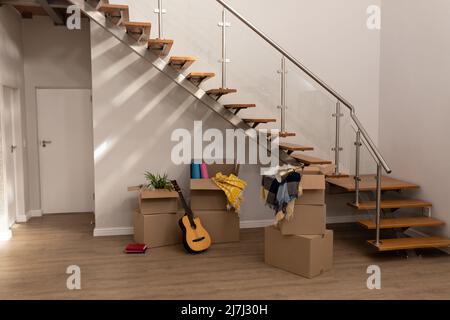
[124,243,148,254]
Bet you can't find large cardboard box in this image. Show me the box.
[265,226,333,279]
[196,209,240,243]
[296,174,325,205]
[134,210,184,247]
[190,190,228,210]
[138,189,179,214]
[278,205,326,235]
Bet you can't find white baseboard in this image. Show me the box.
[16,210,43,223]
[0,229,12,241]
[29,210,43,217]
[405,228,450,255]
[93,227,134,237]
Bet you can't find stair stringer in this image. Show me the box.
[68,0,294,165]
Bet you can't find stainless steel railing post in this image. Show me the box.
[354,130,362,205]
[375,162,382,246]
[155,0,165,39]
[219,8,230,88]
[278,56,287,132]
[333,101,342,175]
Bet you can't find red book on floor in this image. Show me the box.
[124,243,148,254]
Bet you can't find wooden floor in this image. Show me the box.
[0,213,449,300]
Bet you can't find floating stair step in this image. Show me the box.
[279,143,314,153]
[291,153,332,165]
[349,199,432,210]
[168,56,196,72]
[97,3,129,19]
[368,237,450,251]
[279,132,296,137]
[148,39,174,56]
[123,21,151,42]
[243,118,277,128]
[327,175,420,192]
[224,104,256,115]
[258,131,296,138]
[326,173,350,178]
[358,217,445,230]
[186,73,215,86]
[206,88,237,99]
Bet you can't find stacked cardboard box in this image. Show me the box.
[265,173,333,278]
[190,163,240,243]
[132,188,184,248]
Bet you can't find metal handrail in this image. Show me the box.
[216,0,391,174]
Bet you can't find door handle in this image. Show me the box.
[10,145,17,153]
[42,140,52,148]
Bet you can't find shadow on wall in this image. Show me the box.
[90,22,255,229]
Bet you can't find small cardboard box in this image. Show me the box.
[278,204,326,235]
[296,174,325,205]
[265,226,333,279]
[134,210,184,247]
[195,209,240,243]
[139,189,179,214]
[190,190,228,210]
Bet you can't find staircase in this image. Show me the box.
[49,0,450,253]
[327,175,450,251]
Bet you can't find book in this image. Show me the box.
[124,243,148,254]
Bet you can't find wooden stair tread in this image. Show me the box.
[327,175,419,192]
[358,217,445,229]
[97,4,129,14]
[279,142,313,152]
[291,153,332,165]
[224,104,256,109]
[368,237,450,251]
[168,56,196,71]
[123,21,151,28]
[148,39,174,56]
[186,72,215,86]
[243,118,277,123]
[206,88,237,96]
[349,199,432,210]
[279,132,296,137]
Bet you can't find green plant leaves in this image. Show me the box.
[144,171,173,191]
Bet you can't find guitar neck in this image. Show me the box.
[171,181,195,219]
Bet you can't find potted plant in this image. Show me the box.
[139,172,179,214]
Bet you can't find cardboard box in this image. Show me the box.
[296,174,325,205]
[134,210,184,247]
[190,190,227,210]
[278,205,326,235]
[195,209,240,243]
[139,189,179,214]
[265,226,333,279]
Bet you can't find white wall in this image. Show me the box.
[0,5,27,237]
[22,16,92,213]
[91,0,381,228]
[379,0,450,237]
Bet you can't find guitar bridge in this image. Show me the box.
[193,237,206,242]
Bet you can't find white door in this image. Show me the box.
[1,87,19,227]
[37,88,94,214]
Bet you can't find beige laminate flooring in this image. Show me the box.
[0,213,449,300]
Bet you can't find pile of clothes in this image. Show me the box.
[261,165,303,222]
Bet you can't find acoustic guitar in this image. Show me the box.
[171,180,212,254]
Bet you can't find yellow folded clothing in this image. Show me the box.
[212,172,247,213]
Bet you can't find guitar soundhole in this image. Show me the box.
[193,237,205,242]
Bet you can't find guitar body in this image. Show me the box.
[179,215,212,254]
[171,180,212,254]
